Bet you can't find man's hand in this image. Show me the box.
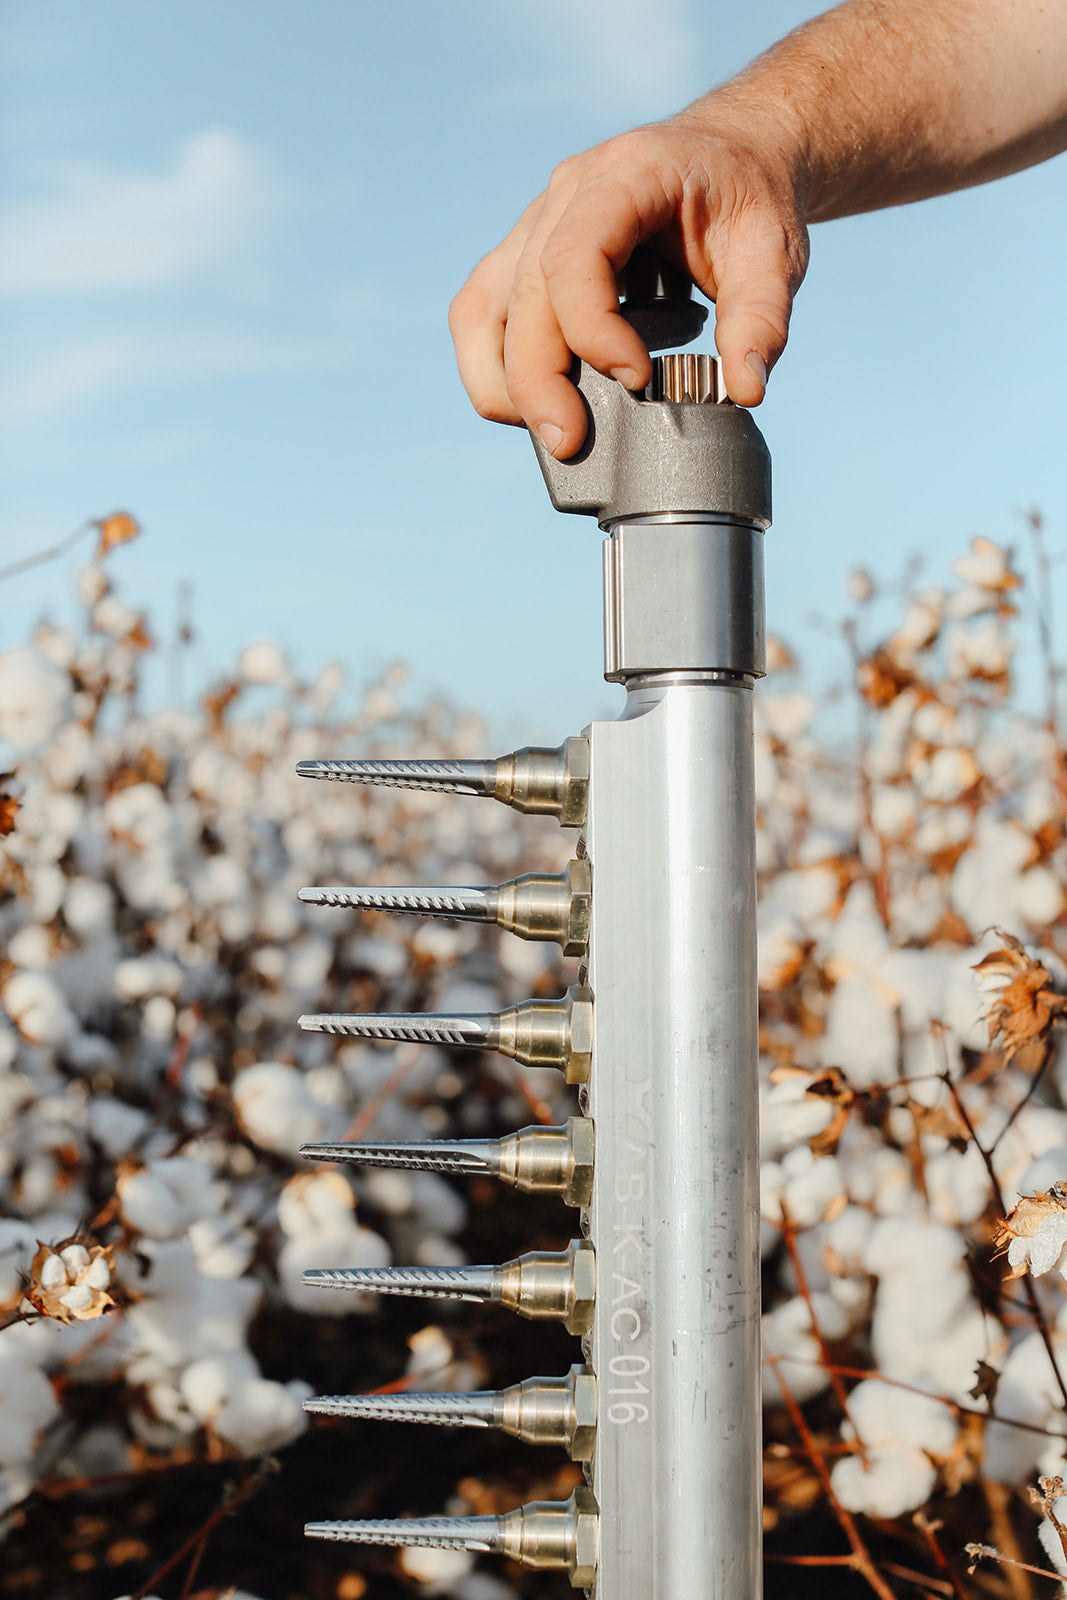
[449,0,1067,460]
[449,115,809,460]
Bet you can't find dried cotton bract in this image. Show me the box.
[994,1186,1067,1280]
[24,1239,114,1323]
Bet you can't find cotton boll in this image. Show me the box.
[239,640,290,686]
[914,747,980,803]
[757,920,807,992]
[360,1167,415,1217]
[413,1232,467,1267]
[778,1147,846,1228]
[88,1097,150,1157]
[409,1172,467,1236]
[407,1325,454,1378]
[8,925,52,971]
[760,1072,837,1161]
[844,1379,957,1455]
[400,1546,475,1593]
[187,1216,255,1279]
[113,956,183,1001]
[923,1145,991,1226]
[0,1348,60,1468]
[983,1330,1066,1483]
[762,1293,844,1404]
[0,647,71,752]
[1018,867,1066,928]
[831,1443,936,1519]
[2,971,77,1048]
[278,1223,390,1315]
[64,878,115,936]
[761,693,815,743]
[233,1062,328,1154]
[215,1376,310,1455]
[821,976,897,1089]
[277,1170,355,1238]
[870,785,917,840]
[953,536,1017,591]
[117,1159,212,1241]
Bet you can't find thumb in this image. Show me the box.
[708,213,806,406]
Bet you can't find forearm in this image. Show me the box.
[696,0,1067,220]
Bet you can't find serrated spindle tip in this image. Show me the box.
[304,1391,497,1427]
[305,1516,502,1552]
[301,1264,498,1304]
[299,1138,495,1175]
[296,758,494,797]
[299,884,490,919]
[298,1011,492,1048]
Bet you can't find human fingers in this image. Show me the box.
[498,148,683,456]
[449,197,548,425]
[706,203,808,406]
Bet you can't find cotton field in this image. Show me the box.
[3,519,1067,1597]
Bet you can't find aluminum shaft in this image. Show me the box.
[296,736,589,826]
[299,857,591,955]
[302,1239,595,1333]
[299,986,593,1082]
[300,1116,594,1206]
[584,670,761,1598]
[304,1363,596,1459]
[306,1487,599,1587]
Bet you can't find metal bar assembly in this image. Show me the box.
[295,261,770,1597]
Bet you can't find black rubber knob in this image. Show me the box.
[618,247,708,351]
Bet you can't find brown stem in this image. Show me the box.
[0,520,92,584]
[780,1204,865,1452]
[767,1355,900,1600]
[913,1513,973,1600]
[966,1542,1063,1584]
[941,1071,1067,1418]
[129,1457,278,1600]
[341,1042,422,1142]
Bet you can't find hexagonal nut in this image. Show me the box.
[565,987,593,1084]
[568,1486,599,1588]
[565,1240,596,1334]
[561,859,592,957]
[564,1116,595,1208]
[567,1364,597,1461]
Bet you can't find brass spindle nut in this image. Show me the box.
[569,1488,600,1588]
[501,1240,596,1335]
[563,986,593,1084]
[568,1364,598,1462]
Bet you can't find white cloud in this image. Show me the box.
[0,330,357,429]
[478,0,705,122]
[0,128,276,296]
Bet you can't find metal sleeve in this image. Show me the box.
[585,678,761,1600]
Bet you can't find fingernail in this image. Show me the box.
[744,352,767,392]
[610,366,642,390]
[536,422,565,456]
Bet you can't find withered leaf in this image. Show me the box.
[0,775,19,837]
[94,511,141,560]
[974,936,1067,1061]
[968,1359,1000,1405]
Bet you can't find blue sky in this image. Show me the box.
[2,1,1065,744]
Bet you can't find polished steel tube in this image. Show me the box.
[583,508,762,1600]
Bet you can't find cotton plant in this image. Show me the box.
[4,525,1067,1595]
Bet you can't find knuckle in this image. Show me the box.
[472,394,512,423]
[548,152,583,190]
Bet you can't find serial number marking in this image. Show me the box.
[606,1075,651,1425]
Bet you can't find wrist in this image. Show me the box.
[670,81,815,218]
